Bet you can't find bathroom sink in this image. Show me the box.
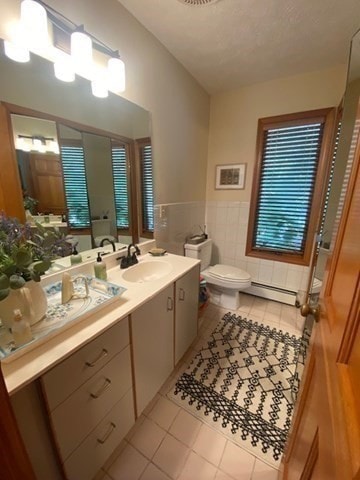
[122,261,172,283]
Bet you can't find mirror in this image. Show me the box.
[0,44,152,251]
[310,28,360,300]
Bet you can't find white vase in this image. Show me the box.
[0,281,47,329]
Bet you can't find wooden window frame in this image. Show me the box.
[135,137,154,239]
[246,108,336,266]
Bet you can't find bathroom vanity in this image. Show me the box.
[2,248,200,480]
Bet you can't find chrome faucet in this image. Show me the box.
[120,244,141,269]
[99,237,116,252]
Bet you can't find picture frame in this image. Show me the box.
[215,163,246,190]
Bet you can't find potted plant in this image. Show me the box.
[0,212,71,328]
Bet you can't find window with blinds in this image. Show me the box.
[247,109,334,264]
[60,144,90,229]
[140,144,154,233]
[111,145,129,229]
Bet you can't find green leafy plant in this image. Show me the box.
[0,212,71,301]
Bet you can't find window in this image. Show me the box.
[111,143,130,230]
[60,143,91,229]
[137,139,154,235]
[246,108,335,265]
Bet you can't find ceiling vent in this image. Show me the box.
[177,0,220,6]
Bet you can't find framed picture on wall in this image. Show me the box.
[215,163,246,189]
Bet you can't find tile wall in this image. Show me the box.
[205,201,311,296]
[154,200,311,299]
[154,202,206,256]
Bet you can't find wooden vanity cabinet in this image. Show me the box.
[174,265,200,365]
[40,318,135,480]
[132,264,200,415]
[131,284,174,415]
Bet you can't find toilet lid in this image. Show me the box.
[207,264,251,283]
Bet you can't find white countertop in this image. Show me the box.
[2,252,200,395]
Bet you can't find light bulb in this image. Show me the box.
[20,0,48,52]
[91,77,109,98]
[49,141,60,154]
[71,30,93,77]
[54,49,75,82]
[108,57,125,92]
[4,40,30,63]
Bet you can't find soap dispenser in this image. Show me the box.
[94,252,107,280]
[70,246,82,265]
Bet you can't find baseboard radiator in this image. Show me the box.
[247,282,297,306]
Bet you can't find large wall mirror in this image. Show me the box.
[310,28,360,298]
[0,43,153,252]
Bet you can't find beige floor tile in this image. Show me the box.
[265,301,282,315]
[178,451,217,480]
[152,434,190,479]
[219,442,255,480]
[126,415,146,441]
[251,459,278,479]
[106,444,148,480]
[253,298,268,311]
[130,417,167,459]
[140,462,171,480]
[147,396,180,430]
[169,409,202,447]
[215,469,235,480]
[192,423,227,467]
[142,393,162,416]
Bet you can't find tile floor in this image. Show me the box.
[97,293,305,480]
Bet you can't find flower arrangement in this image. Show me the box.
[0,212,71,301]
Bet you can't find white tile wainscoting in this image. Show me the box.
[205,201,311,304]
[153,200,311,304]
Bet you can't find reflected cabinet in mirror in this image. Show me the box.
[0,44,154,250]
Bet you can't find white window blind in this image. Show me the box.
[60,144,90,229]
[111,145,129,229]
[140,144,154,232]
[254,122,325,255]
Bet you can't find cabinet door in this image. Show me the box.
[175,266,200,365]
[131,284,174,415]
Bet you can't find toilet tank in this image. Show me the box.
[184,238,212,270]
[92,219,111,237]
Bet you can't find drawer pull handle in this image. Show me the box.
[97,422,116,444]
[85,348,108,367]
[167,297,173,311]
[179,288,185,301]
[90,378,112,399]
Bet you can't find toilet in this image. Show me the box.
[184,238,251,310]
[92,219,116,247]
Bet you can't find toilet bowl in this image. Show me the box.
[184,239,251,310]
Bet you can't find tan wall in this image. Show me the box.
[206,65,347,201]
[0,0,210,205]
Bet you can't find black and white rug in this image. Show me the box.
[168,312,309,468]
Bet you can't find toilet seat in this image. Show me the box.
[202,264,251,290]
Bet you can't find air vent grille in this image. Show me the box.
[177,0,219,6]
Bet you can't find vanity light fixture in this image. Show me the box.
[4,0,126,97]
[16,134,59,154]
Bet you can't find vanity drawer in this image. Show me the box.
[42,318,129,410]
[50,346,132,461]
[64,388,135,480]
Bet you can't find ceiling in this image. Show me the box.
[118,0,360,94]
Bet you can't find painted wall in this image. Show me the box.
[205,66,348,300]
[206,65,347,201]
[0,0,210,206]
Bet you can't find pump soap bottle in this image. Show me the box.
[12,309,32,347]
[94,252,107,281]
[70,246,82,265]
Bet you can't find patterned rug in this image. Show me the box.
[168,312,309,468]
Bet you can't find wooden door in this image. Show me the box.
[29,153,66,215]
[281,108,360,479]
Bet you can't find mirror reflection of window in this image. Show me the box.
[58,125,91,230]
[111,142,130,230]
[137,138,154,238]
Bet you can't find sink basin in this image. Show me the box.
[122,261,172,283]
